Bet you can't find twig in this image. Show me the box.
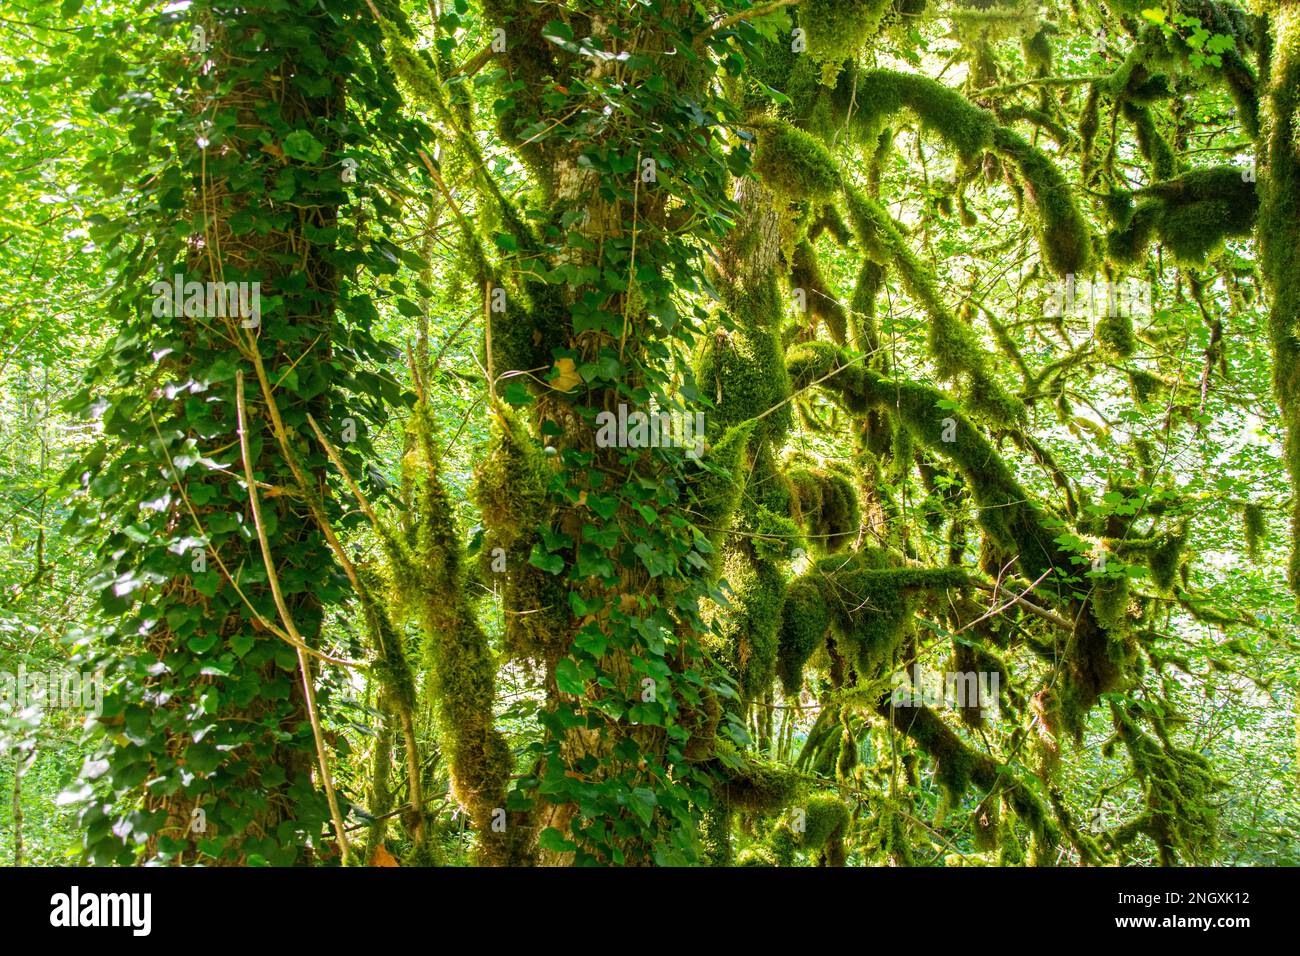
[236,371,351,865]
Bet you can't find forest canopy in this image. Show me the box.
[0,0,1297,868]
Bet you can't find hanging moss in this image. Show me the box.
[1146,521,1190,594]
[1128,368,1165,405]
[989,127,1093,277]
[776,576,831,694]
[1106,167,1258,266]
[1022,23,1054,73]
[1123,101,1177,180]
[690,420,757,552]
[753,119,842,199]
[800,0,890,85]
[1097,309,1138,358]
[787,463,861,553]
[791,240,849,344]
[972,790,1000,851]
[1243,503,1267,560]
[1111,703,1223,864]
[802,550,969,681]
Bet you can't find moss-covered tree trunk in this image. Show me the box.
[1259,0,1300,599]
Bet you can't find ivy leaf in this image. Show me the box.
[555,658,586,695]
[528,543,565,575]
[282,130,325,163]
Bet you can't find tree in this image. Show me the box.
[0,0,1295,868]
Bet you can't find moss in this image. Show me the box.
[800,793,850,851]
[1091,570,1130,638]
[719,550,788,700]
[800,0,890,85]
[1128,368,1165,405]
[701,807,733,865]
[881,805,916,865]
[776,576,831,694]
[787,464,860,553]
[714,743,801,812]
[1243,503,1267,560]
[1112,702,1224,864]
[387,403,530,865]
[1259,4,1300,597]
[802,550,968,681]
[736,845,778,866]
[1079,84,1101,177]
[791,240,849,344]
[473,406,550,551]
[1107,167,1258,266]
[990,127,1093,276]
[695,286,793,447]
[1124,101,1177,180]
[852,69,995,161]
[843,187,1026,423]
[972,791,1000,851]
[1147,521,1189,594]
[690,420,757,552]
[1097,309,1138,358]
[753,119,842,199]
[1023,24,1054,73]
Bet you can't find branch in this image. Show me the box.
[236,371,352,865]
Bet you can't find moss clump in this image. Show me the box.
[1091,570,1130,638]
[714,744,801,812]
[800,0,890,84]
[804,550,968,681]
[683,687,722,763]
[1112,703,1223,865]
[787,464,860,553]
[1023,23,1054,72]
[776,576,831,694]
[473,406,550,551]
[990,127,1093,276]
[791,240,849,345]
[736,845,778,866]
[695,289,793,447]
[690,420,757,553]
[1128,368,1164,405]
[1097,309,1138,358]
[852,69,995,161]
[1243,503,1266,560]
[1107,167,1258,266]
[718,550,788,700]
[1146,522,1190,594]
[800,794,850,859]
[1124,101,1177,180]
[753,120,842,199]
